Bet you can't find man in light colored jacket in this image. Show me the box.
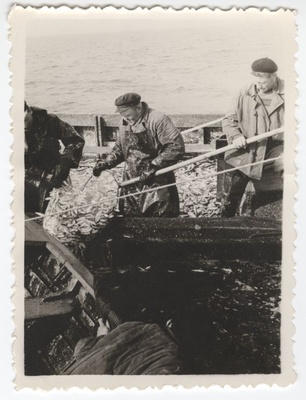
[93,93,185,217]
[221,58,284,217]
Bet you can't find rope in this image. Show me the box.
[24,155,282,222]
[80,170,120,191]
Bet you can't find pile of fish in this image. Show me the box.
[43,157,220,258]
[176,159,220,218]
[43,160,122,259]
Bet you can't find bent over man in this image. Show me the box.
[25,101,85,213]
[93,93,185,217]
[221,58,284,217]
[65,320,183,375]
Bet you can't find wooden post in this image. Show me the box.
[25,298,77,320]
[95,116,100,147]
[203,127,211,144]
[215,138,228,202]
[99,116,107,147]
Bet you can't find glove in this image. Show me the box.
[93,160,110,177]
[51,160,70,188]
[139,163,159,186]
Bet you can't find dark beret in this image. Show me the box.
[251,58,278,73]
[115,93,141,108]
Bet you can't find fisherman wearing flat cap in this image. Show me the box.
[93,93,185,217]
[221,58,284,217]
[24,101,85,213]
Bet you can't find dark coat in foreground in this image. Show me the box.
[65,322,182,375]
[25,106,84,212]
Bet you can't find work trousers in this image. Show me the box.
[221,143,283,217]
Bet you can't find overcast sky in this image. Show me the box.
[26,8,285,37]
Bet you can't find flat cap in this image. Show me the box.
[251,58,278,73]
[115,93,141,108]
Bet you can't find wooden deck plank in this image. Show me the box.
[46,242,95,297]
[25,225,42,243]
[109,216,282,243]
[25,220,49,244]
[25,219,95,296]
[25,298,76,320]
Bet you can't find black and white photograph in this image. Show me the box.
[9,5,296,389]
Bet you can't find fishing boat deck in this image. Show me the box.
[25,216,100,375]
[23,111,283,375]
[25,216,94,296]
[24,214,282,375]
[25,219,48,245]
[90,216,282,375]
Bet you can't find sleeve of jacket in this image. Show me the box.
[103,143,125,168]
[222,93,245,144]
[152,115,185,169]
[50,114,85,168]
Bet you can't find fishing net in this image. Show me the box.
[43,157,221,259]
[176,159,220,218]
[43,161,123,260]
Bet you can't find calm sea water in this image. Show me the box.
[25,20,286,115]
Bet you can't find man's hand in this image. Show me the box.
[232,135,247,149]
[97,318,110,337]
[93,160,110,177]
[139,163,159,186]
[52,161,70,188]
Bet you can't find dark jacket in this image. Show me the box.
[24,106,85,212]
[65,322,183,375]
[222,77,284,179]
[104,102,185,170]
[102,102,185,217]
[25,106,84,175]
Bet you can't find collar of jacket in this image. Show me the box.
[29,106,48,115]
[246,76,285,99]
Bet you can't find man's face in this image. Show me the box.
[252,72,277,93]
[118,105,142,125]
[24,108,33,132]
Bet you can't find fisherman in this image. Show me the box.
[65,319,183,375]
[93,93,185,217]
[221,58,284,217]
[24,101,85,213]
